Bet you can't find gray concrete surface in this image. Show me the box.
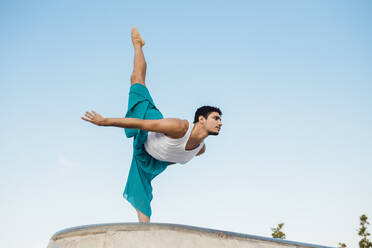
[47,223,334,248]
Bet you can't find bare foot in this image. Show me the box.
[131,27,145,47]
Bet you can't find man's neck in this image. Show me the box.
[188,123,208,144]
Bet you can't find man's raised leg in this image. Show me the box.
[130,27,146,86]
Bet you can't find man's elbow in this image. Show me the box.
[141,119,161,131]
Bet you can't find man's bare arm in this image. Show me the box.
[168,144,205,165]
[82,110,188,138]
[196,144,206,156]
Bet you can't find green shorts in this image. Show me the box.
[123,83,168,218]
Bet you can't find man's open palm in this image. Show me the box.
[82,111,107,126]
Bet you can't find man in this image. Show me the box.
[82,27,222,222]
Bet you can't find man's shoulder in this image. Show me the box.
[179,119,189,137]
[159,118,189,139]
[171,118,189,138]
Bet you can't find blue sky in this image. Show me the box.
[1,1,371,247]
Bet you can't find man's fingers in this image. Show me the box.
[86,112,96,119]
[82,110,102,125]
[82,116,98,125]
[81,117,91,122]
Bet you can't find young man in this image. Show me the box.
[82,27,222,222]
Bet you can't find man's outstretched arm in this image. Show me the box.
[82,110,188,138]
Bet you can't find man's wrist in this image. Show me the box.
[102,118,111,126]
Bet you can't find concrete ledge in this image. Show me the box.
[48,223,334,248]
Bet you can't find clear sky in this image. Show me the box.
[1,1,371,247]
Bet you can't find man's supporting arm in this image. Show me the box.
[196,144,206,156]
[82,110,188,138]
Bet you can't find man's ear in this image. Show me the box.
[199,116,205,123]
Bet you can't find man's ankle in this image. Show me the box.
[134,44,143,50]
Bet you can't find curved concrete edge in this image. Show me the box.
[49,222,335,248]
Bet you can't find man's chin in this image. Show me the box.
[208,131,219,136]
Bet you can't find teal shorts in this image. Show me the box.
[123,83,168,218]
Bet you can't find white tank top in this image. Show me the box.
[144,121,204,164]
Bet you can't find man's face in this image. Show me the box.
[201,112,222,136]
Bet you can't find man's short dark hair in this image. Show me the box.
[193,106,222,123]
